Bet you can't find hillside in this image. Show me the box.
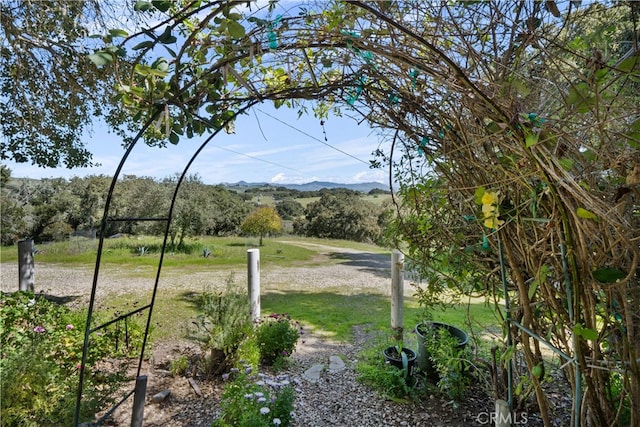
[224,180,390,193]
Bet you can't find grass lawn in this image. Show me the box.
[2,235,503,353]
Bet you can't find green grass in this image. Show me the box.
[2,235,503,353]
[0,236,319,268]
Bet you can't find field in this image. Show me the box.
[0,235,500,347]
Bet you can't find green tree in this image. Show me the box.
[240,206,282,246]
[0,1,127,168]
[275,198,304,220]
[298,193,383,243]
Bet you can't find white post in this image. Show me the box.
[247,249,260,323]
[495,399,512,427]
[391,250,404,341]
[18,239,35,292]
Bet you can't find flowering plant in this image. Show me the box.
[0,291,138,425]
[213,365,296,427]
[255,313,301,367]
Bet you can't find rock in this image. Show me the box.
[152,389,171,403]
[328,355,346,373]
[303,364,324,383]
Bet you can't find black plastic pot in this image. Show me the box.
[414,322,469,379]
[383,346,417,376]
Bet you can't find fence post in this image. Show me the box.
[247,249,260,323]
[18,238,35,292]
[391,250,404,341]
[131,375,147,427]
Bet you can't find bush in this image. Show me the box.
[192,274,253,376]
[356,338,419,401]
[0,291,135,426]
[255,314,301,367]
[213,365,296,427]
[424,326,473,401]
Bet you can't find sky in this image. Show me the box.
[3,104,390,185]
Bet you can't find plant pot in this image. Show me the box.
[415,322,469,379]
[383,346,417,376]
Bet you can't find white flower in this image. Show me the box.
[260,407,270,415]
[273,418,282,425]
[244,393,253,399]
[254,392,264,398]
[258,397,267,403]
[27,298,36,307]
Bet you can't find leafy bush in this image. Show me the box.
[192,274,253,376]
[255,314,301,367]
[356,338,419,401]
[424,326,473,401]
[213,365,296,427]
[0,291,136,426]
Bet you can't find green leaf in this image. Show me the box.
[133,41,154,50]
[227,20,246,39]
[158,26,176,44]
[151,0,172,12]
[567,83,594,113]
[109,29,129,38]
[576,207,598,222]
[559,158,574,171]
[134,0,152,11]
[88,51,113,66]
[573,324,598,341]
[525,132,539,148]
[528,280,538,300]
[474,186,486,205]
[592,267,627,283]
[617,55,639,73]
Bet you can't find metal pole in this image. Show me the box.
[18,238,35,291]
[391,250,404,341]
[247,249,260,323]
[131,375,147,427]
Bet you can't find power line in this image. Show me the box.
[255,107,370,166]
[208,144,314,177]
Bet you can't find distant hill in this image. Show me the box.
[224,180,391,193]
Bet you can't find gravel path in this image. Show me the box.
[0,242,499,426]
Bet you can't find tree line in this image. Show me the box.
[0,166,391,247]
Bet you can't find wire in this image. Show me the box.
[207,144,314,177]
[255,107,370,166]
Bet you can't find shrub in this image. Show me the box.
[213,365,296,427]
[0,291,134,426]
[424,326,473,401]
[255,314,300,367]
[356,338,419,401]
[192,274,253,376]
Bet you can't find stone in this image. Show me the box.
[328,355,346,373]
[152,389,171,403]
[303,364,324,383]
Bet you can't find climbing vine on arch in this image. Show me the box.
[87,1,639,426]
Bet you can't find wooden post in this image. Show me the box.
[391,250,404,341]
[130,375,147,427]
[247,249,260,323]
[18,238,35,292]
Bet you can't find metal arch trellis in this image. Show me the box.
[72,100,260,426]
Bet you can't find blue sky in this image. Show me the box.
[3,104,389,185]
